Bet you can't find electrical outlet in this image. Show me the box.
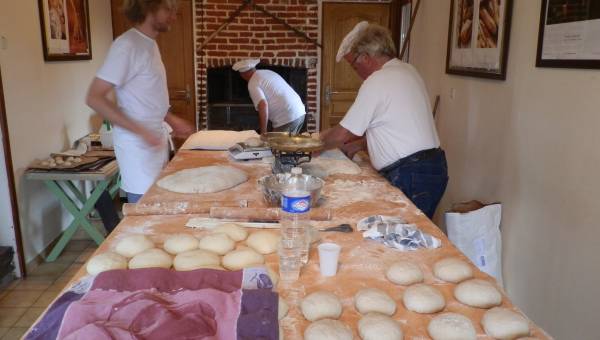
[0,36,7,50]
[450,88,456,100]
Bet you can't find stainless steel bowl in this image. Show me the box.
[258,173,324,207]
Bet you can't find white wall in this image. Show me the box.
[411,1,600,339]
[0,0,113,263]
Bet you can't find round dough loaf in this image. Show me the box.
[433,257,473,283]
[354,288,396,316]
[454,279,502,308]
[402,284,445,314]
[114,234,154,258]
[86,252,128,275]
[386,261,424,285]
[246,231,280,254]
[156,166,248,193]
[244,137,262,147]
[173,249,221,271]
[428,313,477,340]
[278,298,289,320]
[358,313,403,340]
[301,291,343,321]
[163,233,199,254]
[212,223,248,241]
[222,248,264,270]
[128,248,172,269]
[304,319,352,340]
[482,307,530,339]
[198,233,235,255]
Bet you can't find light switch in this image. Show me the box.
[450,88,456,100]
[0,36,6,50]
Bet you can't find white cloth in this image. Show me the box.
[336,21,369,62]
[233,58,260,72]
[96,28,170,194]
[340,59,440,170]
[247,70,305,128]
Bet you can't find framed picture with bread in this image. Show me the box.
[38,0,92,61]
[445,0,513,80]
[536,0,600,69]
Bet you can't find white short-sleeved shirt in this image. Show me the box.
[247,70,305,127]
[96,28,170,194]
[340,59,440,170]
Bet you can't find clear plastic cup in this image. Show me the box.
[318,242,341,277]
[278,244,301,281]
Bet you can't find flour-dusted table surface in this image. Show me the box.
[27,150,551,339]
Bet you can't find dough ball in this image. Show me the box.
[304,319,352,340]
[246,231,280,255]
[386,261,424,285]
[222,248,264,270]
[244,137,262,147]
[54,156,64,164]
[358,313,403,340]
[157,166,248,194]
[454,279,502,308]
[433,257,473,283]
[163,233,199,254]
[482,307,530,339]
[66,156,74,162]
[354,288,396,316]
[198,233,235,255]
[41,160,50,166]
[173,249,221,271]
[114,234,154,258]
[402,284,445,314]
[278,298,289,320]
[73,157,82,163]
[49,163,57,168]
[86,252,128,275]
[428,313,477,340]
[128,248,172,269]
[63,161,73,167]
[301,291,343,321]
[212,223,248,241]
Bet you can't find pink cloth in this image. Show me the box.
[57,288,241,340]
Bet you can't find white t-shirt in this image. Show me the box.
[340,59,440,170]
[247,70,305,127]
[96,28,170,194]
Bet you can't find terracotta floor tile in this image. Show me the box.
[12,280,53,291]
[28,262,69,279]
[32,291,59,308]
[75,249,95,264]
[46,280,70,293]
[14,307,45,328]
[0,308,27,327]
[1,327,28,340]
[0,328,8,338]
[0,291,43,308]
[53,251,81,265]
[63,240,94,252]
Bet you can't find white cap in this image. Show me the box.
[336,21,369,62]
[232,58,260,72]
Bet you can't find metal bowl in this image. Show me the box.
[258,173,324,207]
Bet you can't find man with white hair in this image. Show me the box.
[320,22,448,219]
[233,59,306,134]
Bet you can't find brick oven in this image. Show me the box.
[195,1,319,132]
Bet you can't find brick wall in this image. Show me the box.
[195,1,319,132]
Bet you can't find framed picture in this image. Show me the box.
[536,0,600,69]
[38,0,92,61]
[446,0,513,80]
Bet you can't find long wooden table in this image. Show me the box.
[28,150,551,339]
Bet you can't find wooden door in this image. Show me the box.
[320,3,392,130]
[110,0,196,145]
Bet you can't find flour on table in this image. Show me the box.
[301,149,361,178]
[157,166,248,194]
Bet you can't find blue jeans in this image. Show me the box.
[126,192,143,204]
[379,148,448,219]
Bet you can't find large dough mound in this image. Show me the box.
[86,252,128,275]
[358,313,403,340]
[403,284,445,314]
[304,319,352,340]
[482,307,530,339]
[173,249,221,271]
[114,234,154,258]
[354,288,396,316]
[128,248,172,269]
[428,312,477,340]
[301,291,342,321]
[454,279,502,308]
[157,166,248,194]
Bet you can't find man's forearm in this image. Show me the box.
[320,125,357,150]
[257,100,268,134]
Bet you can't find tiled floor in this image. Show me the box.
[0,239,97,340]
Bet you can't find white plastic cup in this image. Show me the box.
[318,242,341,277]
